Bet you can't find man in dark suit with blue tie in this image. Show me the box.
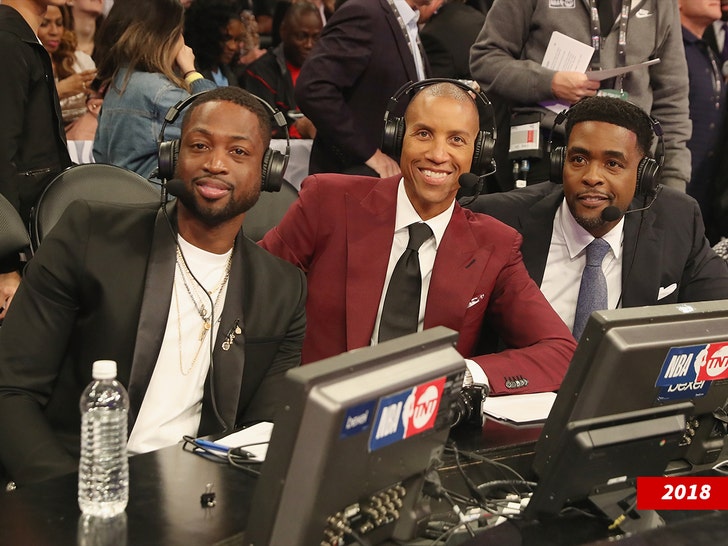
[467,96,728,338]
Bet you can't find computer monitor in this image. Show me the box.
[526,300,728,524]
[244,327,466,546]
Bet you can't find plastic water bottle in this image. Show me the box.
[78,360,130,518]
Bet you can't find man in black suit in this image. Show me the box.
[0,87,307,486]
[467,96,728,338]
[295,0,431,177]
[419,0,485,79]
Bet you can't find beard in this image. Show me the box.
[177,179,261,227]
[573,213,607,233]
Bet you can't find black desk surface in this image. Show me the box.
[0,420,725,546]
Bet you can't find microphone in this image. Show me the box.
[164,179,186,198]
[600,185,663,222]
[458,172,480,192]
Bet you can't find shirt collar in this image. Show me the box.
[395,179,454,249]
[556,197,624,260]
[392,0,420,28]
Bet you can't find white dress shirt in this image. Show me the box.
[392,0,427,80]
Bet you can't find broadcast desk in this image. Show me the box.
[0,422,725,546]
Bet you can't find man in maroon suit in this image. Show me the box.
[261,81,576,395]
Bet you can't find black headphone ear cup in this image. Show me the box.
[381,117,406,159]
[260,148,287,192]
[550,146,565,184]
[636,157,660,197]
[471,130,495,175]
[157,139,180,181]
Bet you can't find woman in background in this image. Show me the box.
[92,0,215,179]
[37,5,97,136]
[184,0,245,87]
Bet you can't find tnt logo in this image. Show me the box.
[695,342,728,381]
[368,377,445,452]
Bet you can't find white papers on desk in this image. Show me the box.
[483,392,557,426]
[216,421,273,461]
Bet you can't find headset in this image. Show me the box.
[381,78,497,177]
[157,90,290,193]
[548,104,665,198]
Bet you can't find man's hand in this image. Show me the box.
[365,149,401,178]
[294,116,317,139]
[551,71,600,104]
[0,271,21,320]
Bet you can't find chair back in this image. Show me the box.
[0,193,31,258]
[243,180,299,241]
[30,164,160,250]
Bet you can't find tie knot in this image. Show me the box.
[407,222,432,251]
[585,238,610,267]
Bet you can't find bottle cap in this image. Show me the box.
[92,360,117,380]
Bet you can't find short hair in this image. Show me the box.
[181,87,273,149]
[282,1,320,29]
[404,81,479,123]
[564,96,655,157]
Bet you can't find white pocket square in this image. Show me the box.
[467,294,486,309]
[658,283,677,300]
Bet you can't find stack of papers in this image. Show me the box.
[483,392,557,426]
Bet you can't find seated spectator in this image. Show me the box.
[37,4,98,136]
[467,96,728,340]
[92,0,215,179]
[261,81,576,394]
[243,1,321,138]
[0,87,306,487]
[184,0,246,87]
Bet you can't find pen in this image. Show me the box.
[195,439,230,453]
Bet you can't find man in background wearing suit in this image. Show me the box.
[0,87,306,487]
[418,0,485,79]
[295,0,431,177]
[467,96,728,339]
[262,81,576,397]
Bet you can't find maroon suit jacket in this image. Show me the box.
[260,174,576,394]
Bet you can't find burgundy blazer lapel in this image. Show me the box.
[425,206,492,332]
[344,179,398,350]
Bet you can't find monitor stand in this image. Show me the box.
[589,487,664,534]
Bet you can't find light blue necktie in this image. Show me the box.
[573,238,610,340]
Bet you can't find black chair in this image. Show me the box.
[243,180,299,241]
[0,193,31,259]
[29,163,160,251]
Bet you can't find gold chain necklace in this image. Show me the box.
[173,248,233,376]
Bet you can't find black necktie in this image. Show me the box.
[378,222,433,342]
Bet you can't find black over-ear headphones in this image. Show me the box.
[381,78,497,177]
[157,90,290,192]
[548,106,664,198]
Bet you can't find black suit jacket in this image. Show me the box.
[420,3,485,79]
[466,183,728,307]
[0,201,306,485]
[295,0,424,174]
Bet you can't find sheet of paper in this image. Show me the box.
[540,31,595,113]
[216,421,273,461]
[483,392,557,426]
[586,58,660,81]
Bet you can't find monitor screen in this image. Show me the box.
[534,300,728,481]
[244,327,466,546]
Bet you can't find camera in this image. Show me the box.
[451,383,488,429]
